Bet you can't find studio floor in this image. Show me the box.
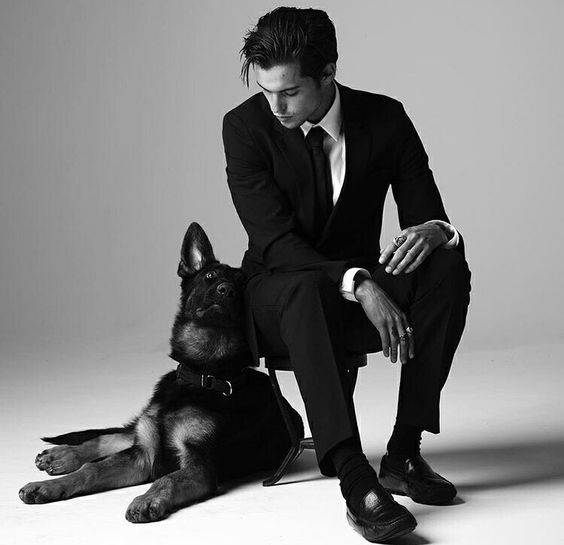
[2,339,563,545]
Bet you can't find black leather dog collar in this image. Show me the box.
[175,362,247,396]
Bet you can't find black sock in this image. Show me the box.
[386,423,423,470]
[330,438,380,510]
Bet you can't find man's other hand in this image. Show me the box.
[354,278,415,365]
[379,223,449,275]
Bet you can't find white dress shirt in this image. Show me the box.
[300,84,459,302]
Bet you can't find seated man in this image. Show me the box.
[222,7,471,542]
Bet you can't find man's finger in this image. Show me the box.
[379,241,397,265]
[379,327,391,359]
[408,329,415,359]
[403,247,431,274]
[403,317,415,359]
[389,325,399,363]
[379,229,411,265]
[398,329,409,364]
[385,237,417,273]
[394,316,412,364]
[392,241,425,275]
[395,313,415,361]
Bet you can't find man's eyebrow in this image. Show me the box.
[256,82,300,93]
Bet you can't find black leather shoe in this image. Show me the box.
[346,484,417,543]
[379,453,457,505]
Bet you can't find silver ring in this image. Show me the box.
[406,326,414,335]
[393,235,407,248]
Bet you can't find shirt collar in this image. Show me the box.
[300,83,342,142]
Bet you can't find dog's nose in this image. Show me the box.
[216,282,235,298]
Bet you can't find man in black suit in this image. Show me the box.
[222,7,471,542]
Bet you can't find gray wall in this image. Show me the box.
[1,0,562,353]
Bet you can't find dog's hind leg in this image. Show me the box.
[20,445,151,504]
[125,448,217,523]
[36,428,135,475]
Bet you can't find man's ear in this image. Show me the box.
[320,62,336,86]
[177,222,217,277]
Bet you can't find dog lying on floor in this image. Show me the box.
[19,222,303,522]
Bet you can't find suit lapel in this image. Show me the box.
[273,120,313,186]
[268,84,372,246]
[272,115,318,238]
[318,83,372,245]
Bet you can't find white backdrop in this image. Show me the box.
[1,0,563,355]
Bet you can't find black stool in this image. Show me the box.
[262,353,368,486]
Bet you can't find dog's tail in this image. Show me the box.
[42,426,130,445]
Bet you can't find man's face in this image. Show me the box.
[255,62,334,130]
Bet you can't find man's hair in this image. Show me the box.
[240,7,338,86]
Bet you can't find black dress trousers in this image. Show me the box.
[246,247,471,476]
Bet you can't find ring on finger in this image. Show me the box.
[406,326,414,335]
[393,235,407,248]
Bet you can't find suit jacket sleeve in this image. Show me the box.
[391,104,465,256]
[222,111,349,283]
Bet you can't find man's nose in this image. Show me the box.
[270,94,285,115]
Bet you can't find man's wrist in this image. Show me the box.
[340,267,371,302]
[425,220,459,249]
[354,276,373,301]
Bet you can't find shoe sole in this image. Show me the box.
[346,509,417,543]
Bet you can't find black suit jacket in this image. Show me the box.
[222,82,464,285]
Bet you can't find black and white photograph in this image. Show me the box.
[2,2,563,544]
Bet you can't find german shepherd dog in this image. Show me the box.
[19,222,303,522]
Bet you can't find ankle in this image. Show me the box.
[330,439,380,510]
[386,423,422,464]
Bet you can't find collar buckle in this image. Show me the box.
[201,374,214,389]
[176,362,240,397]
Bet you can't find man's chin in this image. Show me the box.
[275,116,300,129]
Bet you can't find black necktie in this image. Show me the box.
[305,126,333,234]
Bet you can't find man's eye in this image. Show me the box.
[284,91,297,97]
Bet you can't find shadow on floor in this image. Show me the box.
[221,449,323,491]
[222,438,564,544]
[370,437,564,495]
[418,437,564,492]
[227,437,564,494]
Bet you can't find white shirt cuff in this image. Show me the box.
[425,220,459,249]
[340,267,371,302]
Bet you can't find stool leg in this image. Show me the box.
[263,368,302,486]
[263,444,305,487]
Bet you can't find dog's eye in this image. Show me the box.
[205,271,216,280]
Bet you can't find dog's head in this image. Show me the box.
[169,222,250,374]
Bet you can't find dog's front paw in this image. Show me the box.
[35,446,82,475]
[125,493,170,523]
[19,480,68,504]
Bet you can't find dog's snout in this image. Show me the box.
[216,282,235,298]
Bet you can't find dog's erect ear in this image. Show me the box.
[178,222,217,277]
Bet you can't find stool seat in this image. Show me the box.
[262,353,367,486]
[265,353,367,371]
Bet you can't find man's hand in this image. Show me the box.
[379,223,449,275]
[354,277,415,365]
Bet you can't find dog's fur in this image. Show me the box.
[19,222,303,522]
